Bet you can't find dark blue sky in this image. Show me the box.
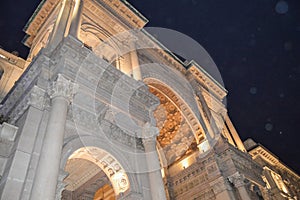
[0,0,299,173]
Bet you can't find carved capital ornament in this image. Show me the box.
[48,74,78,103]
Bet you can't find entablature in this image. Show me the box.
[99,0,148,29]
[187,61,227,101]
[23,0,59,46]
[23,0,147,48]
[249,145,300,181]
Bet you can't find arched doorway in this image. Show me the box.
[62,147,130,200]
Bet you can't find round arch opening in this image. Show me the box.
[145,80,206,167]
[62,146,130,200]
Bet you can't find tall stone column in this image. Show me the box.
[224,115,246,152]
[30,74,78,200]
[130,41,142,80]
[48,0,74,50]
[69,0,83,38]
[228,172,251,200]
[142,124,167,200]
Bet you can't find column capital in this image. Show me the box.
[228,172,246,187]
[48,74,78,102]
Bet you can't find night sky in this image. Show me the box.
[0,0,299,173]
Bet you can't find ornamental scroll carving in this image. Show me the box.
[48,74,78,102]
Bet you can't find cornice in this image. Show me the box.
[99,0,148,29]
[24,0,59,36]
[139,29,187,74]
[24,0,147,42]
[249,145,300,180]
[187,61,227,100]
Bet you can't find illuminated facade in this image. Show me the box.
[0,0,299,199]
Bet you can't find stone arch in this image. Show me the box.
[143,75,207,165]
[60,135,141,198]
[143,70,206,140]
[65,147,129,196]
[80,22,122,62]
[141,63,203,127]
[28,19,55,60]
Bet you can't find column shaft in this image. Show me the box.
[143,139,167,200]
[48,0,73,49]
[130,43,142,80]
[30,97,69,200]
[236,186,252,200]
[69,0,83,38]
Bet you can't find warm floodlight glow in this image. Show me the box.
[161,168,165,178]
[181,158,190,169]
[198,139,210,153]
[67,147,130,195]
[111,172,129,194]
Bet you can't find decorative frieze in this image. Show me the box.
[100,120,144,150]
[210,177,232,195]
[70,105,99,133]
[0,54,48,117]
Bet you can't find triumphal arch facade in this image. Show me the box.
[0,0,299,199]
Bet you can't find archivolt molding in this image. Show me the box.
[83,0,126,33]
[143,76,209,164]
[144,77,205,144]
[60,137,142,195]
[66,146,130,195]
[80,16,123,57]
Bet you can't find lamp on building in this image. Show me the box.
[197,139,210,153]
[181,158,190,169]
